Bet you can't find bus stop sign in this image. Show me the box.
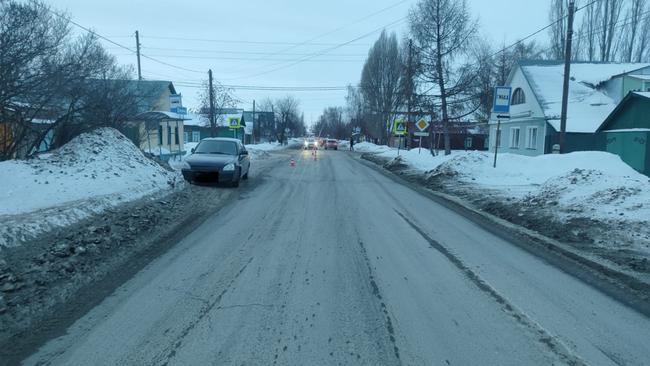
[493,86,512,114]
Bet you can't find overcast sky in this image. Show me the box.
[45,0,550,125]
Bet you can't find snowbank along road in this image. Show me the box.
[20,149,650,366]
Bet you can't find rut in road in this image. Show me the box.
[394,209,586,366]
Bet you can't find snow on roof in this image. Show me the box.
[184,111,243,127]
[633,91,650,98]
[628,74,650,81]
[522,63,650,133]
[183,113,209,127]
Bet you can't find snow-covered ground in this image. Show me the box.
[0,128,181,247]
[359,142,650,259]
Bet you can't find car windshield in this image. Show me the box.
[194,140,237,155]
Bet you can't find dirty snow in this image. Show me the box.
[0,128,181,247]
[360,143,650,223]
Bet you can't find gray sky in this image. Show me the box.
[46,0,550,124]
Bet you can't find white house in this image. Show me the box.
[489,61,650,155]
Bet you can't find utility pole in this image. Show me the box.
[559,0,576,153]
[406,38,414,152]
[208,69,216,137]
[252,99,256,144]
[135,30,142,81]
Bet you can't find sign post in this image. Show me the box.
[492,86,512,168]
[414,118,430,154]
[392,119,407,156]
[228,116,242,140]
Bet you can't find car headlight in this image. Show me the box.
[181,161,191,170]
[222,163,235,172]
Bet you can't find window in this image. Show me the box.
[158,125,163,145]
[184,132,190,143]
[167,126,172,145]
[512,88,526,105]
[174,126,180,145]
[192,131,200,142]
[526,127,538,149]
[510,127,520,148]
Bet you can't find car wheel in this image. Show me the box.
[231,168,241,187]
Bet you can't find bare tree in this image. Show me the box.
[313,107,348,139]
[578,2,599,61]
[1,0,135,158]
[623,0,647,62]
[635,6,650,62]
[359,30,404,144]
[197,80,236,136]
[549,0,568,60]
[598,0,625,61]
[274,96,303,143]
[409,0,478,155]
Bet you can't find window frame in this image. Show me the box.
[511,88,526,105]
[526,126,538,149]
[510,127,521,149]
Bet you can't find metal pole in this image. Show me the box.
[493,119,501,168]
[559,0,576,153]
[135,31,142,81]
[252,99,256,144]
[208,69,215,137]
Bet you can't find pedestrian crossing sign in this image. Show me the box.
[393,119,407,136]
[228,116,242,129]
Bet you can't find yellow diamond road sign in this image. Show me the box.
[416,118,429,132]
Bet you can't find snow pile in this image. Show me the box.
[361,142,650,223]
[354,142,395,154]
[0,128,181,247]
[246,142,283,152]
[246,142,285,160]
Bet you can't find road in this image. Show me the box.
[23,149,650,366]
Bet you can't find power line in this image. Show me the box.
[483,0,602,61]
[119,54,366,62]
[136,47,368,57]
[242,0,410,64]
[228,16,408,80]
[39,3,204,74]
[135,36,370,47]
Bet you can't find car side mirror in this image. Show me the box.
[241,150,249,156]
[191,148,195,154]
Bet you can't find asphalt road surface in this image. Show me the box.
[23,150,650,366]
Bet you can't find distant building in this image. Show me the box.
[597,92,650,176]
[121,80,186,159]
[488,61,650,156]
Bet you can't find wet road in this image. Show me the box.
[24,149,650,365]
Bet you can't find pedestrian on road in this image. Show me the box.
[350,136,354,151]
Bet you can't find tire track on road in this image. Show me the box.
[156,256,254,366]
[394,209,587,366]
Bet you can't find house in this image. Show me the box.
[130,111,186,159]
[120,80,186,159]
[597,92,650,176]
[183,109,255,144]
[489,61,650,156]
